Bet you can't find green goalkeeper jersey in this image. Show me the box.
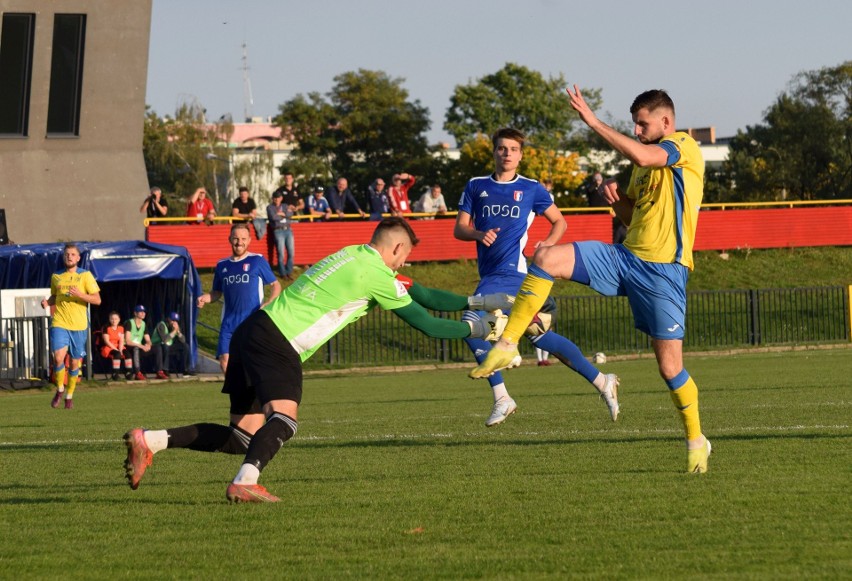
[262,244,412,361]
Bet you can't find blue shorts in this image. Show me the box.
[574,241,689,340]
[50,327,89,359]
[473,272,527,311]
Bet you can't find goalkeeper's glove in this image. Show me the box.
[468,293,515,312]
[466,310,509,341]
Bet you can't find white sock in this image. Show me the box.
[592,373,606,393]
[491,382,510,402]
[143,429,169,454]
[233,463,260,485]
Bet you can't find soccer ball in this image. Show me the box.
[525,311,552,337]
[593,352,607,364]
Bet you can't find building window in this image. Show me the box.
[47,14,86,136]
[0,13,36,137]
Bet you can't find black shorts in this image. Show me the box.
[222,310,303,414]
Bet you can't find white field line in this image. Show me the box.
[0,423,847,447]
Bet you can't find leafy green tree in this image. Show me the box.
[716,61,851,201]
[444,63,603,152]
[143,100,233,213]
[274,69,434,198]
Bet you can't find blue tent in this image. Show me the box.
[0,240,203,373]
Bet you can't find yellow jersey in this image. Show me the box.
[624,131,704,270]
[50,268,100,331]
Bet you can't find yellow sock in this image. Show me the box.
[55,366,66,390]
[669,375,701,441]
[503,268,553,343]
[66,361,82,398]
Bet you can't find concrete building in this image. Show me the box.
[0,1,152,244]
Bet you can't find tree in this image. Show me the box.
[716,61,852,201]
[143,99,234,213]
[444,63,604,152]
[274,69,434,197]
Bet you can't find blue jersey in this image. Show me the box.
[458,174,554,292]
[212,253,277,338]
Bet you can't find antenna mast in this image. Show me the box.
[241,42,254,121]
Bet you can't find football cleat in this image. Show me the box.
[600,374,620,422]
[469,345,522,379]
[123,428,153,490]
[226,483,280,503]
[125,370,135,380]
[64,398,74,410]
[50,390,63,408]
[134,371,146,381]
[687,436,712,474]
[485,396,517,427]
[112,372,121,381]
[156,370,169,380]
[537,359,551,367]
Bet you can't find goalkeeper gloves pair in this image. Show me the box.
[466,310,508,341]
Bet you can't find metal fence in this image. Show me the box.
[3,286,848,377]
[303,285,851,369]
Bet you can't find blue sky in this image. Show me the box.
[146,0,852,144]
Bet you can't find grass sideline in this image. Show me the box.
[1,349,849,579]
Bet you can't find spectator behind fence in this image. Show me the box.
[388,172,415,217]
[151,311,188,379]
[306,186,332,221]
[414,184,447,219]
[267,190,296,279]
[140,186,168,220]
[186,187,216,225]
[125,305,153,380]
[268,173,304,261]
[100,310,134,380]
[231,186,257,223]
[327,177,366,219]
[368,178,390,221]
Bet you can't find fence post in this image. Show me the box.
[748,289,761,345]
[847,285,852,342]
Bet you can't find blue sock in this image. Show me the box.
[534,331,599,383]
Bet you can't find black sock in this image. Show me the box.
[243,413,297,471]
[166,423,232,452]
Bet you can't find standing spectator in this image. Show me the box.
[140,186,168,220]
[306,186,332,221]
[231,186,257,223]
[585,172,626,243]
[151,312,188,379]
[186,187,216,225]
[100,311,133,380]
[125,305,153,380]
[266,190,296,279]
[368,178,390,221]
[268,173,304,262]
[197,223,281,372]
[327,177,366,219]
[414,184,447,219]
[271,172,305,214]
[388,173,415,217]
[40,243,102,409]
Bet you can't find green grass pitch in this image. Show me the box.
[1,349,849,579]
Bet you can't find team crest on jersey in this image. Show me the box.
[513,191,523,201]
[243,263,250,272]
[394,279,409,298]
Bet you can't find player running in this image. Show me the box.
[41,243,101,409]
[197,223,282,372]
[455,127,620,427]
[124,217,513,502]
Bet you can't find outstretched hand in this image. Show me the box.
[566,84,598,127]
